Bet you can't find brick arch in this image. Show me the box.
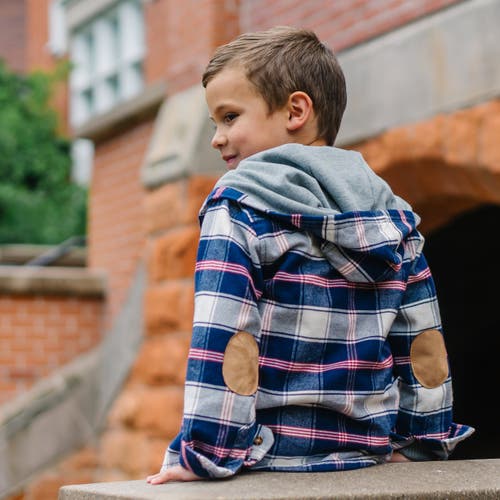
[380,159,500,234]
[353,99,500,234]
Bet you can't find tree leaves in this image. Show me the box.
[0,61,86,244]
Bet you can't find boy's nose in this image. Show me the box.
[211,129,227,149]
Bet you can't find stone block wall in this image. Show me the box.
[100,175,219,478]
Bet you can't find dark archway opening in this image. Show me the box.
[424,204,500,459]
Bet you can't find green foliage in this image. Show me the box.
[0,60,87,244]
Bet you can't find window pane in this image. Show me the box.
[71,138,94,186]
[119,0,145,63]
[71,87,93,126]
[70,31,92,89]
[121,61,143,99]
[69,0,145,123]
[95,77,118,114]
[48,0,67,55]
[94,18,117,77]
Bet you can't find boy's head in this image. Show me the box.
[203,26,346,169]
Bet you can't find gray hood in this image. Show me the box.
[210,144,422,283]
[217,144,412,215]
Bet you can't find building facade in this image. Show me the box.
[1,0,499,498]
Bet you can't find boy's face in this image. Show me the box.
[205,67,292,170]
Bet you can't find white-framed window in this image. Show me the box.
[71,138,94,186]
[69,0,145,127]
[48,0,68,56]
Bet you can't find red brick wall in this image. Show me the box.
[240,0,462,51]
[143,0,170,83]
[0,0,27,72]
[88,121,153,328]
[26,0,70,133]
[25,0,53,71]
[144,0,240,91]
[0,295,103,404]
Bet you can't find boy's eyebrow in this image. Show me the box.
[211,103,238,116]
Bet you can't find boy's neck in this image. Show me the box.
[307,138,328,147]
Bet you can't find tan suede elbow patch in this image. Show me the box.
[222,331,259,396]
[410,329,449,388]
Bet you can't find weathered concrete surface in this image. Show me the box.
[335,0,500,145]
[0,265,106,297]
[0,244,86,266]
[59,459,500,500]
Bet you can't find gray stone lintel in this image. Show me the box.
[336,0,500,145]
[63,0,153,32]
[0,265,106,297]
[72,81,166,144]
[64,0,120,31]
[59,459,500,500]
[140,85,224,189]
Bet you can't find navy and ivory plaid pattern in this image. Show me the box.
[163,186,472,478]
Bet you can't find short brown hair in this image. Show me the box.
[202,26,347,146]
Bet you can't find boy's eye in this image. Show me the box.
[224,113,238,124]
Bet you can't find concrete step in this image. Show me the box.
[59,459,500,499]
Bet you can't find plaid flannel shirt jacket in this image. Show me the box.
[162,147,473,478]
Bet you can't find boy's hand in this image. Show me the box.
[146,465,202,484]
[388,451,411,462]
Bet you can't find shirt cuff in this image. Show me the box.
[392,423,475,461]
[177,425,274,478]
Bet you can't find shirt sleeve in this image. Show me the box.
[388,252,474,460]
[163,198,273,478]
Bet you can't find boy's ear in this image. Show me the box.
[286,91,314,132]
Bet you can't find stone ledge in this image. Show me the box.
[0,244,86,267]
[0,265,106,297]
[72,81,166,144]
[59,459,500,500]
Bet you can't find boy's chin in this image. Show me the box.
[225,159,240,170]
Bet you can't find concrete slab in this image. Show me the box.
[59,459,500,499]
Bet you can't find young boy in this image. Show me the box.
[147,26,473,484]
